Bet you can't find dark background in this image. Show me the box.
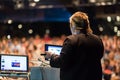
[0,0,120,38]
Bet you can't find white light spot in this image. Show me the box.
[28,29,33,34]
[18,24,22,29]
[7,35,11,39]
[34,0,40,2]
[116,16,120,22]
[107,16,112,22]
[8,19,13,24]
[117,30,120,36]
[114,26,118,33]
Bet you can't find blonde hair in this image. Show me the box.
[69,11,93,33]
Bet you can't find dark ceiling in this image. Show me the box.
[0,0,120,37]
[0,0,120,22]
[0,0,73,22]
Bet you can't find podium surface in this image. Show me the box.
[30,67,60,80]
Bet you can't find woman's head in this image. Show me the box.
[69,11,93,34]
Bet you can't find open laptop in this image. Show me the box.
[45,44,62,55]
[0,54,29,74]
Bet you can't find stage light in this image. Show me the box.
[89,0,96,3]
[98,25,103,32]
[29,2,36,7]
[107,16,112,22]
[72,0,80,6]
[34,0,40,2]
[38,5,47,9]
[101,2,106,5]
[7,35,11,39]
[106,2,112,5]
[116,16,120,22]
[114,26,118,33]
[8,19,13,24]
[117,30,120,36]
[99,27,103,32]
[14,0,24,9]
[28,29,33,34]
[18,24,23,29]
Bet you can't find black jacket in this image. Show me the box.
[50,33,104,80]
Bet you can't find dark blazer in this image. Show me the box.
[50,33,104,80]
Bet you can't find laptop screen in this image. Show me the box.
[0,54,28,73]
[45,44,62,55]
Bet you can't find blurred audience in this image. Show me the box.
[1,34,120,80]
[101,35,120,80]
[0,34,66,67]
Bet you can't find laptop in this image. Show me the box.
[45,44,62,55]
[0,54,29,74]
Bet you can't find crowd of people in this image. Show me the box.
[0,34,67,67]
[0,34,120,80]
[101,35,120,80]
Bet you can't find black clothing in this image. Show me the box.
[50,33,104,80]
